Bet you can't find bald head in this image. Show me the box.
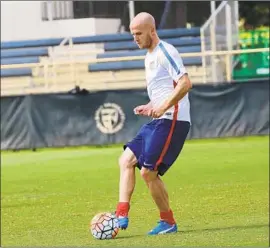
[130,12,156,30]
[129,12,159,51]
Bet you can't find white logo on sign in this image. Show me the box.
[95,103,125,134]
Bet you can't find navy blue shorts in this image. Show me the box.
[124,119,190,176]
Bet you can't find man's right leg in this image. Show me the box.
[116,147,138,229]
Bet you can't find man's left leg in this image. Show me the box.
[140,119,190,234]
[141,168,177,235]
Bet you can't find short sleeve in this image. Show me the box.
[158,42,187,82]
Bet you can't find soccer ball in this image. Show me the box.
[90,212,119,240]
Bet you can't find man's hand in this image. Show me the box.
[149,106,166,118]
[134,105,166,118]
[134,103,153,116]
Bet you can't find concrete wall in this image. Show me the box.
[1,1,121,41]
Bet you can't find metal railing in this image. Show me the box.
[41,1,74,21]
[1,48,269,88]
[200,1,239,84]
[1,48,268,70]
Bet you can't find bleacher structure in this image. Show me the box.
[1,27,208,96]
[1,1,246,96]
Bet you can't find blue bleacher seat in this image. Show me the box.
[1,38,63,49]
[97,46,201,59]
[88,57,202,72]
[1,57,40,65]
[104,37,202,51]
[1,68,32,77]
[157,27,200,39]
[74,27,199,43]
[97,49,147,59]
[89,60,145,71]
[1,47,48,58]
[1,27,200,49]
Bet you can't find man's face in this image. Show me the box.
[130,24,152,49]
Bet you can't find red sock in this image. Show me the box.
[160,209,176,225]
[116,202,130,217]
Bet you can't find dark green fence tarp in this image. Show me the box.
[1,80,269,150]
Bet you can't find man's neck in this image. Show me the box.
[148,38,160,53]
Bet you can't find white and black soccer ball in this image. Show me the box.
[90,212,119,240]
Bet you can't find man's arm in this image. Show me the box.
[151,74,192,118]
[159,74,192,113]
[146,101,153,108]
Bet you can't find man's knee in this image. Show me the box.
[140,167,158,182]
[119,147,137,169]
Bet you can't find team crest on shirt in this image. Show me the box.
[95,103,125,134]
[146,60,157,70]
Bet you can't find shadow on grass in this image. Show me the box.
[179,223,269,234]
[117,223,269,240]
[116,234,145,239]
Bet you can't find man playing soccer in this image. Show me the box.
[115,12,192,235]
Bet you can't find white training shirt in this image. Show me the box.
[145,40,191,123]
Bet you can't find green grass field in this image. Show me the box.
[1,136,269,247]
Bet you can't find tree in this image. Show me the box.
[239,1,269,29]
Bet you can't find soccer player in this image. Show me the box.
[115,12,192,235]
